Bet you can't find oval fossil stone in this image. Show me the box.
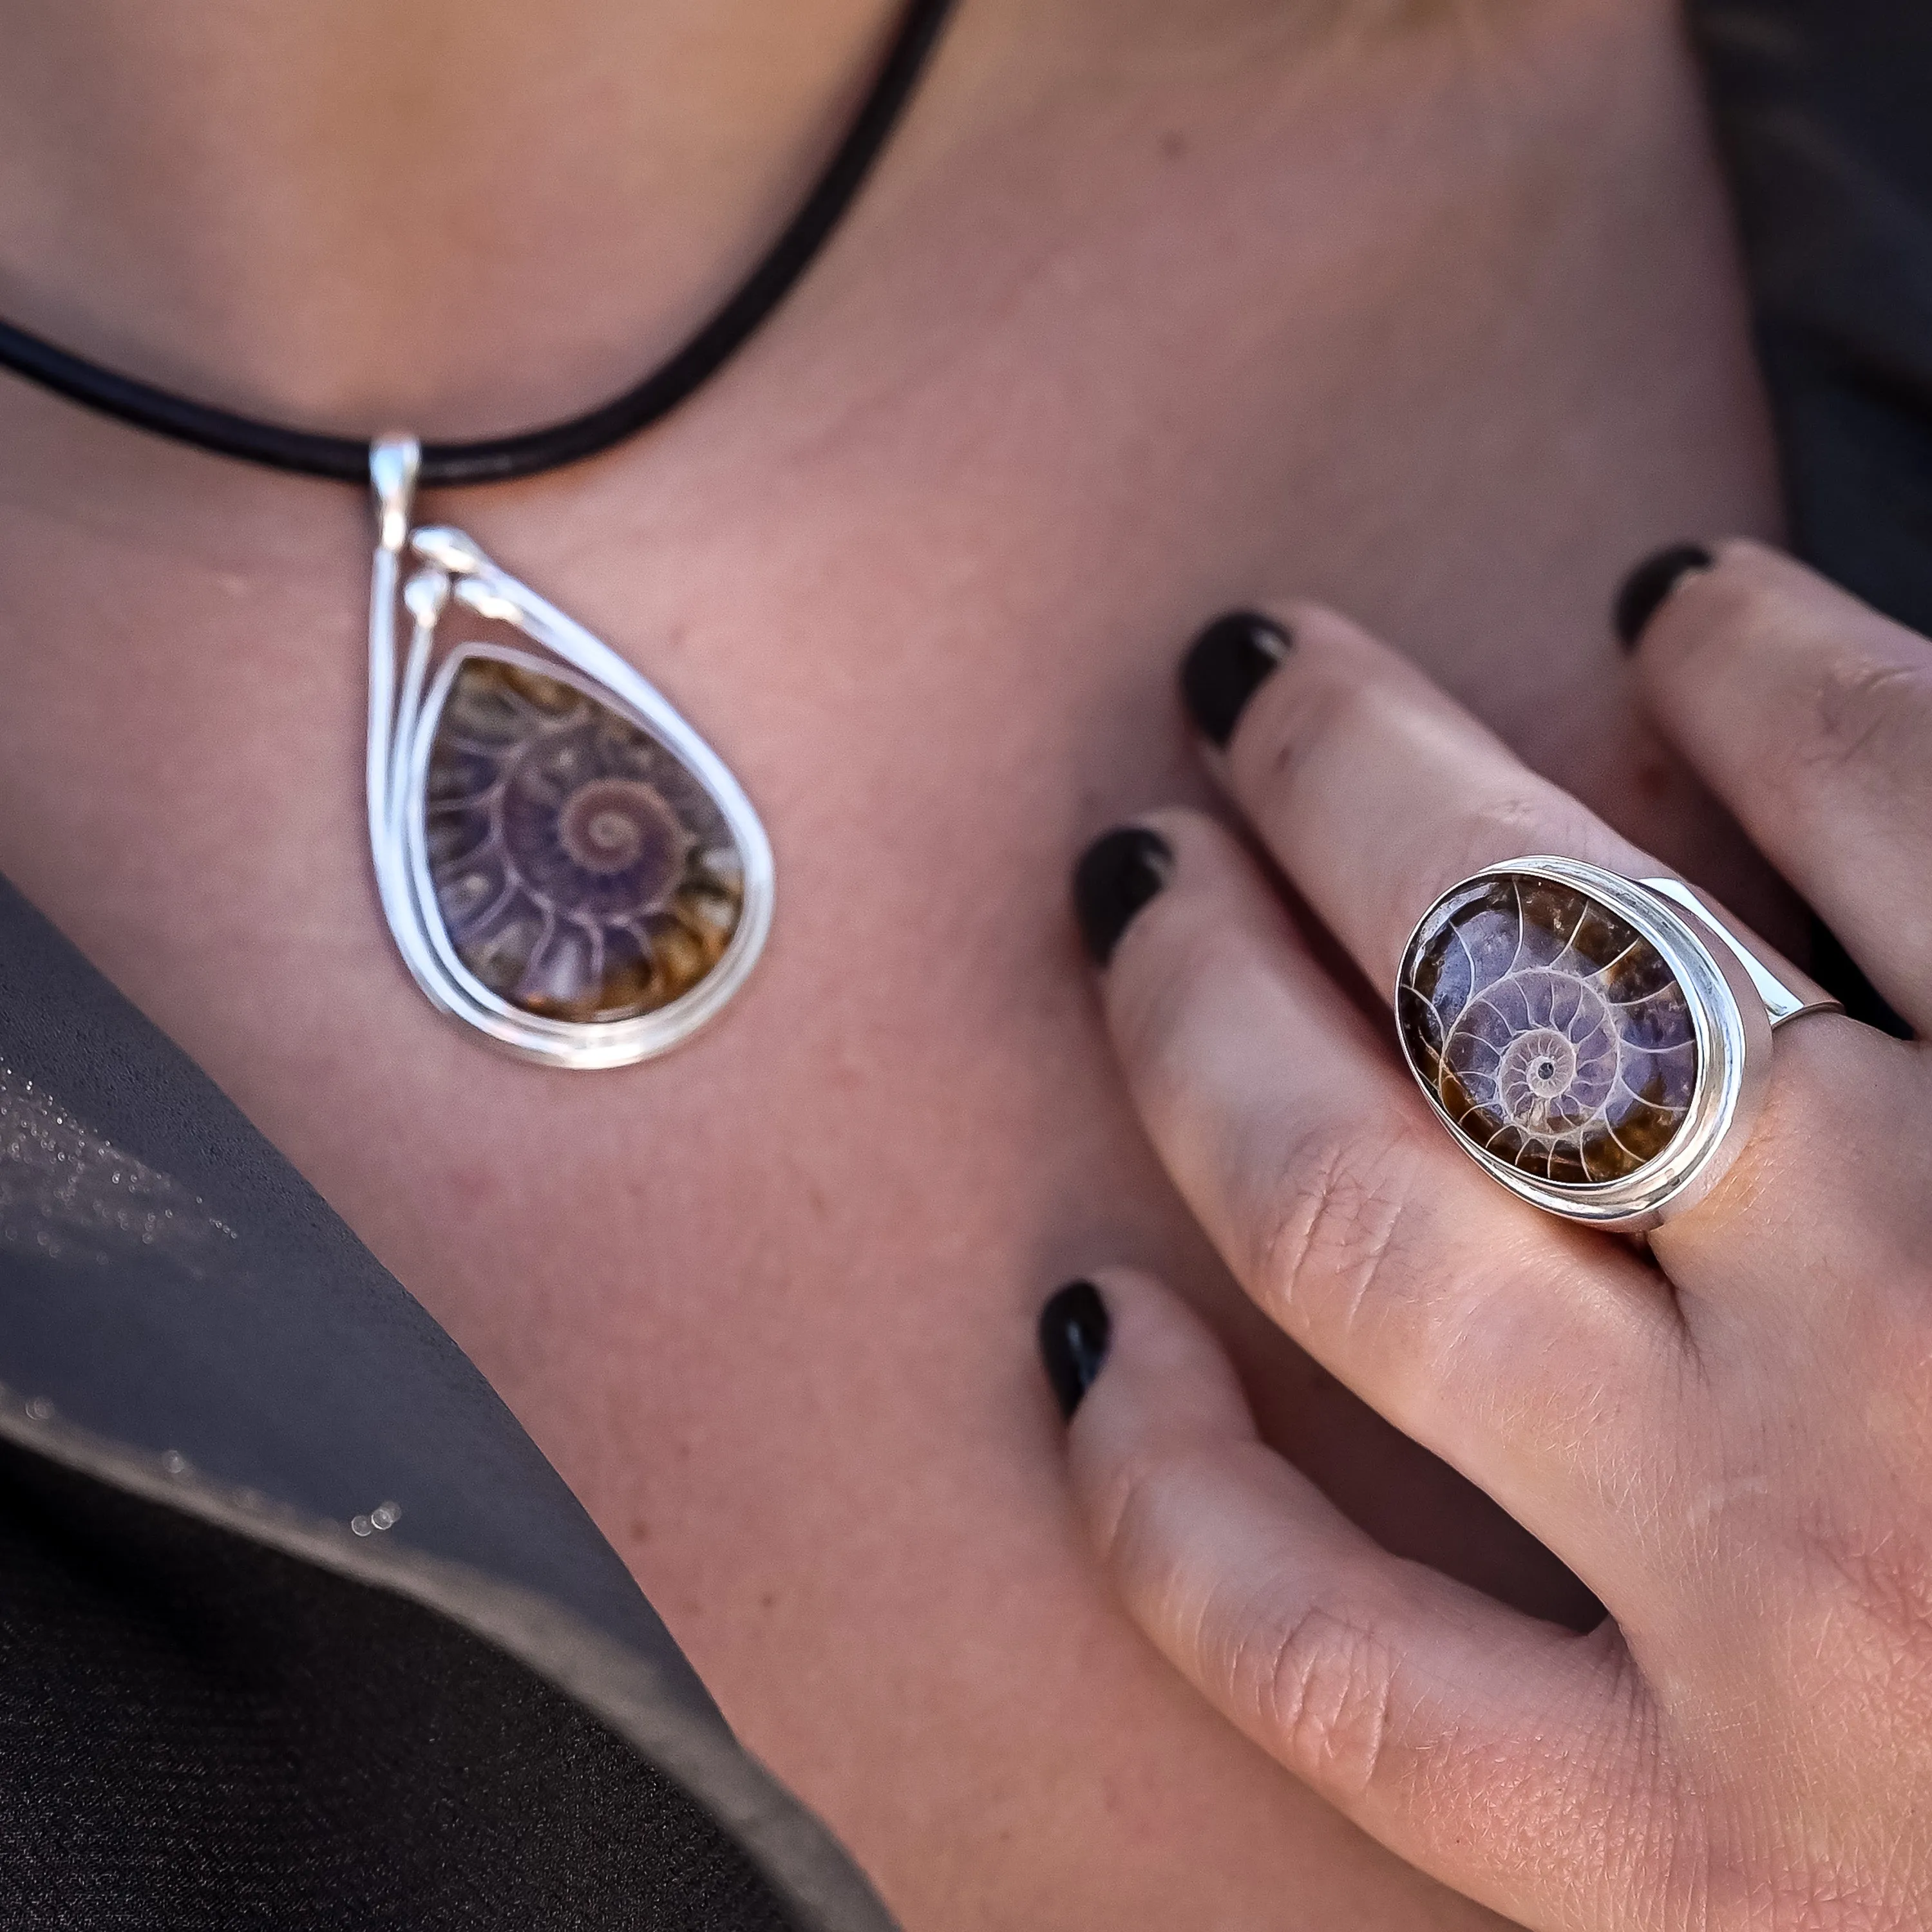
[423,654,744,1024]
[1397,873,1699,1186]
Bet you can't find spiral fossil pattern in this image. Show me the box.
[424,655,744,1024]
[1397,873,1698,1184]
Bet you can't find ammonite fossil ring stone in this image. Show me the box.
[1397,871,1700,1185]
[424,656,746,1025]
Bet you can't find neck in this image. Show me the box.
[0,0,906,439]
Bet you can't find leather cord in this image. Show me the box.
[0,0,957,488]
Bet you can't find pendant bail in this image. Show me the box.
[369,432,421,553]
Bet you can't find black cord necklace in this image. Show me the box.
[0,0,955,486]
[0,0,956,1074]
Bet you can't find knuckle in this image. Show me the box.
[1795,649,1932,791]
[1094,1440,1247,1637]
[1092,1436,1197,1576]
[1254,1117,1446,1360]
[1256,1598,1410,1802]
[1101,1456,1428,1810]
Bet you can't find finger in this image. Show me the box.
[1057,1269,1653,1932]
[1090,808,1687,1582]
[1626,538,1932,1033]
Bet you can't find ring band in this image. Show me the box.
[1394,857,1841,1229]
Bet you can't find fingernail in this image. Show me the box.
[1038,1280,1112,1421]
[1072,826,1173,967]
[1613,544,1714,650]
[1180,611,1294,746]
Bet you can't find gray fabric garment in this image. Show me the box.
[0,874,896,1932]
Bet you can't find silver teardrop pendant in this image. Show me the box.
[366,434,774,1069]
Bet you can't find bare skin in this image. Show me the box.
[0,1,1782,1924]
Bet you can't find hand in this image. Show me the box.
[1043,544,1932,1930]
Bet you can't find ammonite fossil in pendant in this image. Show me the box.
[367,462,773,1070]
[1396,871,1700,1184]
[424,655,745,1023]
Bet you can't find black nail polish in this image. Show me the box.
[1180,611,1293,746]
[1072,826,1172,967]
[1038,1280,1112,1421]
[1613,544,1714,650]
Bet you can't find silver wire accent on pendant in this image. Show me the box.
[366,433,774,1070]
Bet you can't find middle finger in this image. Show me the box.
[1195,601,1668,996]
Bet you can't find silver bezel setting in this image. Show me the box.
[1394,856,1776,1231]
[368,436,773,1070]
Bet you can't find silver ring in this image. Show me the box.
[1394,857,1842,1229]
